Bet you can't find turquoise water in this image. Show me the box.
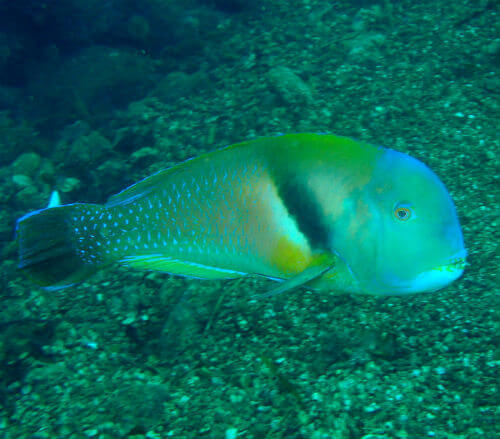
[0,1,498,438]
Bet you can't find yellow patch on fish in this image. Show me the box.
[269,235,312,275]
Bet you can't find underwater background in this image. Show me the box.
[0,0,498,438]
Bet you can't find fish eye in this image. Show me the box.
[393,203,413,222]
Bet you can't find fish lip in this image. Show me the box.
[375,251,468,295]
[434,250,468,272]
[406,253,467,294]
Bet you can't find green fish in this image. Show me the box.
[16,133,466,295]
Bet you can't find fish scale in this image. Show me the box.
[73,151,311,281]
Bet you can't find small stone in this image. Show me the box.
[154,71,203,102]
[131,147,159,162]
[484,38,500,56]
[268,66,313,106]
[13,152,41,177]
[60,177,81,193]
[12,174,33,187]
[225,428,238,439]
[347,32,386,62]
[127,15,150,42]
[39,160,55,182]
[61,131,113,166]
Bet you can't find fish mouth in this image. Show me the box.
[380,251,467,295]
[433,254,467,274]
[402,253,467,294]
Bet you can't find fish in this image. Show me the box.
[16,133,467,295]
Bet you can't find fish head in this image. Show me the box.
[333,148,467,295]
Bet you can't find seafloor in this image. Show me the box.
[0,1,498,438]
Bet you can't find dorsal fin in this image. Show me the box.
[105,142,247,208]
[105,168,175,207]
[48,190,61,207]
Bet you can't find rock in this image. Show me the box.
[127,15,150,43]
[268,66,313,106]
[38,160,56,183]
[12,174,33,188]
[14,184,39,206]
[153,71,210,103]
[27,46,157,129]
[131,147,159,164]
[105,382,170,434]
[60,177,81,193]
[59,131,113,167]
[12,152,41,177]
[346,32,386,63]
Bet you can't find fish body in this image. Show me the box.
[16,133,466,295]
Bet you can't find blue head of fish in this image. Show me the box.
[333,148,467,295]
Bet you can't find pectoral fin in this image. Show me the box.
[254,254,336,299]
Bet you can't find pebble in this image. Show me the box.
[225,427,238,439]
[268,66,313,106]
[12,174,32,187]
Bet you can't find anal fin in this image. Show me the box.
[119,254,246,280]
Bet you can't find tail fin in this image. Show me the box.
[16,204,106,288]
